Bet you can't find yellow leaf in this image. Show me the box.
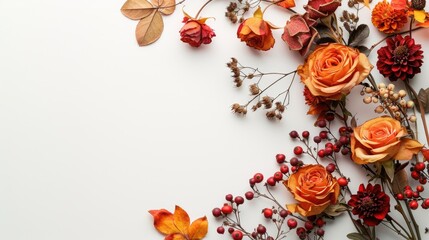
[188,216,208,240]
[135,11,164,46]
[173,205,190,235]
[152,0,176,15]
[148,209,180,235]
[414,10,426,23]
[121,0,155,20]
[253,6,263,19]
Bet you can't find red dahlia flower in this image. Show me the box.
[377,35,424,81]
[348,183,390,226]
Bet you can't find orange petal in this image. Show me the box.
[416,20,429,27]
[165,233,187,240]
[188,216,209,240]
[394,139,423,160]
[391,0,407,10]
[149,209,180,235]
[275,0,296,8]
[253,6,263,19]
[173,205,191,235]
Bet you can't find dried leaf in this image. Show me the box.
[316,37,337,44]
[347,232,371,240]
[152,0,176,15]
[348,24,369,47]
[149,209,180,235]
[392,168,409,194]
[324,203,349,217]
[165,234,187,240]
[351,115,357,128]
[188,216,208,240]
[121,0,155,20]
[382,160,395,183]
[416,88,429,113]
[173,206,190,234]
[136,11,164,46]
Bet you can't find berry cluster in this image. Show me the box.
[396,185,429,210]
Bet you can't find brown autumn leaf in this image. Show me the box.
[152,0,176,15]
[121,0,155,20]
[149,206,208,240]
[392,168,409,195]
[136,10,164,46]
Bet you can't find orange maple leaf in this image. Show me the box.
[149,206,208,240]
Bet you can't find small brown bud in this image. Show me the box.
[249,84,260,95]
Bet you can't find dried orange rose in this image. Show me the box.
[284,164,340,216]
[298,43,373,100]
[350,116,423,164]
[237,7,276,51]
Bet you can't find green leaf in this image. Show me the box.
[348,24,370,47]
[382,160,395,183]
[347,232,370,240]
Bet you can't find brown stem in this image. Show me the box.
[195,0,213,19]
[368,27,424,54]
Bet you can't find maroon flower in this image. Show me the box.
[180,18,216,47]
[348,184,390,226]
[282,14,318,56]
[377,35,424,81]
[304,0,341,20]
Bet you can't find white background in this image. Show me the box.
[0,0,428,239]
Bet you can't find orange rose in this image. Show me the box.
[350,116,423,164]
[237,7,275,51]
[298,43,373,100]
[284,164,340,216]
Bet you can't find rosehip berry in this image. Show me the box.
[341,148,350,155]
[316,228,325,236]
[217,226,225,234]
[257,224,267,234]
[245,191,254,200]
[313,136,322,143]
[319,131,328,139]
[404,189,413,199]
[280,164,289,174]
[287,218,297,229]
[417,185,424,192]
[291,166,298,172]
[231,230,243,240]
[249,178,256,187]
[276,153,286,163]
[212,208,222,217]
[415,162,426,172]
[326,163,336,173]
[263,208,273,218]
[279,209,289,218]
[267,177,276,186]
[289,130,299,138]
[254,173,264,183]
[317,149,325,158]
[296,227,307,239]
[413,191,420,198]
[273,172,283,181]
[337,177,348,187]
[325,112,335,121]
[411,171,420,180]
[339,136,349,145]
[290,157,299,166]
[317,120,327,128]
[409,200,419,210]
[325,142,334,148]
[315,218,325,227]
[302,131,310,138]
[304,221,314,230]
[420,177,427,185]
[221,204,233,214]
[228,228,235,234]
[234,196,244,205]
[294,146,303,155]
[396,193,405,200]
[225,194,233,202]
[339,126,347,135]
[324,147,333,156]
[424,198,429,207]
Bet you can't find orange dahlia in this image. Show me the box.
[371,0,408,33]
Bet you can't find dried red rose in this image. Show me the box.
[348,183,390,226]
[282,14,318,56]
[377,35,424,81]
[180,18,216,47]
[304,0,341,20]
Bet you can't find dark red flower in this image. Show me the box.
[304,0,341,20]
[282,14,318,56]
[180,18,215,47]
[377,35,424,81]
[348,184,390,226]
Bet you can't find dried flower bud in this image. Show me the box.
[363,96,372,104]
[375,105,384,113]
[275,102,285,112]
[262,96,273,109]
[249,84,260,95]
[266,110,276,119]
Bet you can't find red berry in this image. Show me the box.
[257,224,266,234]
[319,131,328,139]
[325,112,335,121]
[217,226,225,234]
[221,204,233,214]
[417,185,424,192]
[415,162,426,171]
[317,120,327,128]
[287,218,298,229]
[291,166,298,172]
[420,177,427,185]
[231,230,243,240]
[411,171,420,180]
[249,178,256,187]
[341,148,350,155]
[326,163,336,173]
[289,131,299,138]
[339,136,349,145]
[263,208,273,218]
[315,218,325,227]
[313,136,322,143]
[325,142,334,148]
[280,164,289,174]
[225,194,233,202]
[276,154,286,163]
[424,198,429,207]
[279,209,289,218]
[339,126,347,135]
[212,208,222,217]
[302,131,310,138]
[337,177,348,187]
[396,193,405,200]
[317,149,325,158]
[234,196,244,205]
[324,147,333,156]
[294,146,303,155]
[254,173,264,183]
[245,191,254,200]
[273,171,283,181]
[409,200,419,210]
[404,189,413,199]
[304,221,314,230]
[290,157,299,166]
[267,177,276,186]
[316,228,325,236]
[413,191,420,198]
[296,227,307,239]
[228,228,234,234]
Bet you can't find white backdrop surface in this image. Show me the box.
[0,0,428,239]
